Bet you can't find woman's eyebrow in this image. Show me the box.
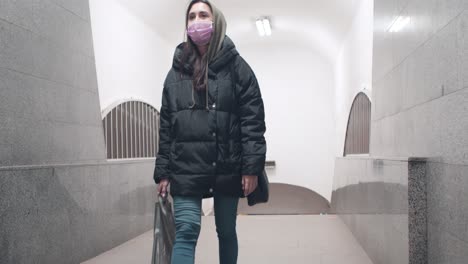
[189,10,209,16]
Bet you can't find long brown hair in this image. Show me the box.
[182,0,213,91]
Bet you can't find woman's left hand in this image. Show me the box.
[242,175,258,196]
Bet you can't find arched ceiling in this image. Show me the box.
[116,0,361,63]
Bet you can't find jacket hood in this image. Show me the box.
[172,35,239,75]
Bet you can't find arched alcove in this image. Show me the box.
[343,92,371,156]
[102,100,160,159]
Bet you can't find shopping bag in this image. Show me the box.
[151,194,176,264]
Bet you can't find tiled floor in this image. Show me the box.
[82,215,373,264]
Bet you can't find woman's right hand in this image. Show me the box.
[158,179,170,197]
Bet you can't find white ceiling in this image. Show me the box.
[116,0,362,62]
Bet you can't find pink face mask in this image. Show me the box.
[187,21,214,46]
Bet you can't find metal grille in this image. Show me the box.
[344,92,371,156]
[102,101,160,159]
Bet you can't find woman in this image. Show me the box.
[153,0,266,263]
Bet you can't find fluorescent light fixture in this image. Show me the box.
[256,17,272,37]
[263,18,272,36]
[256,19,265,36]
[388,16,410,33]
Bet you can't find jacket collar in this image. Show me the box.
[172,36,239,76]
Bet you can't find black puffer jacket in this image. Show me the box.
[153,36,266,198]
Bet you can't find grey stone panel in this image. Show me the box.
[31,0,94,58]
[50,0,91,22]
[372,0,414,81]
[371,81,383,121]
[384,215,410,264]
[439,88,468,165]
[403,10,464,107]
[391,0,438,67]
[49,123,78,164]
[0,0,93,59]
[427,163,468,245]
[0,19,34,74]
[42,78,71,123]
[400,97,443,160]
[371,87,468,166]
[9,117,53,166]
[341,214,403,264]
[373,0,397,83]
[372,31,395,85]
[74,55,99,94]
[369,0,468,263]
[0,112,16,164]
[0,0,34,30]
[369,121,381,155]
[0,160,157,264]
[335,158,468,264]
[432,0,468,36]
[460,11,468,90]
[370,116,398,157]
[364,214,386,264]
[48,123,106,165]
[373,2,468,124]
[0,0,104,166]
[0,168,60,264]
[1,115,52,168]
[0,66,100,127]
[41,80,101,126]
[0,114,104,168]
[374,10,467,122]
[373,0,465,84]
[373,64,406,120]
[0,67,47,121]
[332,157,428,264]
[31,34,81,88]
[76,125,107,160]
[433,12,462,97]
[428,223,468,264]
[334,159,409,215]
[77,89,102,126]
[403,36,444,111]
[396,0,411,13]
[29,34,98,93]
[408,160,428,264]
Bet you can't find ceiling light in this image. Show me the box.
[388,16,410,33]
[263,18,272,36]
[256,19,265,37]
[256,17,272,37]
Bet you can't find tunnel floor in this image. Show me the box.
[82,215,372,264]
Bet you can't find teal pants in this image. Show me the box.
[171,193,239,264]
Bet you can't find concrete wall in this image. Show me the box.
[0,161,156,264]
[372,0,468,262]
[0,1,157,263]
[239,42,336,201]
[89,0,173,113]
[0,0,106,166]
[334,0,374,157]
[332,0,468,263]
[331,157,428,264]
